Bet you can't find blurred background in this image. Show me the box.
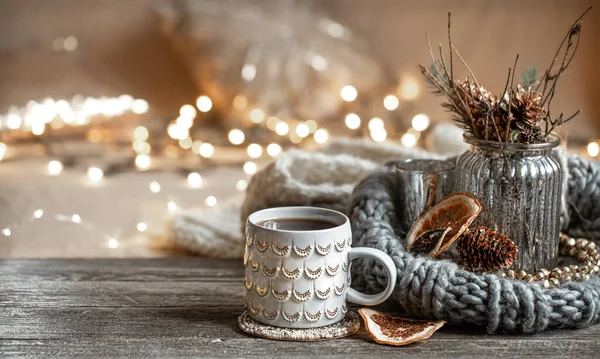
[0,0,598,258]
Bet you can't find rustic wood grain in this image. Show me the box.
[1,259,599,358]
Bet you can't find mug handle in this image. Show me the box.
[346,247,397,306]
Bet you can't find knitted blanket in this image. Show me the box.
[349,157,600,333]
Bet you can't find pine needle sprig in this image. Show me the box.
[521,66,539,88]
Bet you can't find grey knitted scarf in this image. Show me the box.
[350,154,600,333]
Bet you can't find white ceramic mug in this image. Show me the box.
[244,206,397,329]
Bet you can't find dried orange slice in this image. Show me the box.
[358,308,445,346]
[405,192,481,257]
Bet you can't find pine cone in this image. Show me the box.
[456,226,518,271]
[451,80,510,140]
[509,85,546,134]
[411,228,449,255]
[516,125,546,144]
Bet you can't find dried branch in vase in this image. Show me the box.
[419,7,592,144]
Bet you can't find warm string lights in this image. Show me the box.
[87,167,104,182]
[0,95,149,134]
[333,80,431,147]
[196,96,213,112]
[135,154,151,170]
[187,172,203,188]
[136,222,148,233]
[247,144,263,159]
[411,113,430,132]
[149,181,162,193]
[383,95,399,111]
[340,85,358,102]
[345,113,361,130]
[214,77,431,187]
[1,76,433,248]
[368,117,387,142]
[48,160,64,175]
[197,143,214,158]
[275,122,289,136]
[266,143,282,157]
[243,161,257,175]
[10,82,421,175]
[228,129,245,145]
[0,95,150,165]
[314,129,329,144]
[588,141,599,158]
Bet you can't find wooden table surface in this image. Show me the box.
[2,258,599,358]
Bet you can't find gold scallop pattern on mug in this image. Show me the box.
[304,266,322,279]
[248,301,260,315]
[316,243,332,255]
[244,277,253,291]
[255,239,269,253]
[293,244,313,257]
[281,310,300,322]
[263,308,278,321]
[304,310,322,322]
[326,263,340,276]
[263,265,279,277]
[248,258,260,272]
[341,260,349,272]
[245,233,253,248]
[255,283,268,297]
[315,287,331,300]
[271,288,291,301]
[292,288,313,302]
[281,267,301,280]
[326,307,338,319]
[334,282,346,296]
[243,249,249,266]
[334,239,346,252]
[271,243,290,256]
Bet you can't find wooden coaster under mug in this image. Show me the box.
[238,310,360,341]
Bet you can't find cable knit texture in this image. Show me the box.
[350,155,600,334]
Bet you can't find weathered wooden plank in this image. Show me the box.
[3,336,599,358]
[0,259,245,308]
[0,258,244,282]
[0,281,245,307]
[1,259,599,358]
[1,306,599,358]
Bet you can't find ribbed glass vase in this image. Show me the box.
[455,134,562,272]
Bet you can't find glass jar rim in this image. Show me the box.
[394,159,455,174]
[463,133,560,150]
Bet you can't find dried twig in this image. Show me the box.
[447,12,454,88]
[547,109,581,134]
[538,6,592,136]
[418,7,590,144]
[505,55,519,142]
[537,6,592,94]
[451,45,479,86]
